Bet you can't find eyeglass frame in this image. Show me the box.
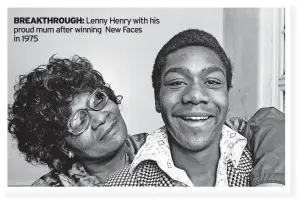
[67,88,109,136]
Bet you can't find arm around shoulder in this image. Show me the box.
[242,107,285,186]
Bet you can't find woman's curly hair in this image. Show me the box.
[8,55,122,173]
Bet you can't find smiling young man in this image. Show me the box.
[104,29,285,187]
[156,45,233,186]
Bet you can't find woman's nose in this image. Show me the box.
[89,110,108,130]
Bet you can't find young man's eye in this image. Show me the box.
[206,80,221,85]
[168,81,186,86]
[205,79,223,88]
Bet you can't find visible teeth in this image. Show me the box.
[182,116,209,121]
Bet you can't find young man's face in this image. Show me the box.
[156,46,229,151]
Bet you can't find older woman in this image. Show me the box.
[8,54,284,187]
[8,56,146,186]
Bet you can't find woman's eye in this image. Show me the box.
[93,98,103,106]
[79,115,87,125]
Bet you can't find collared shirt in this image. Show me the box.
[32,108,284,187]
[129,125,247,187]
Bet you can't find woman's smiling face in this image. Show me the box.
[65,91,128,160]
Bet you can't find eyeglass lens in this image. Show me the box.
[88,90,107,110]
[68,90,107,135]
[69,110,89,134]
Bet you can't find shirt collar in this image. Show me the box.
[130,125,247,186]
[220,125,247,168]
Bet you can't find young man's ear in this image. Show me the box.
[155,97,161,113]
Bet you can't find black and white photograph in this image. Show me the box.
[7,7,288,191]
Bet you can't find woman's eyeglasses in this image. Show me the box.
[67,88,108,136]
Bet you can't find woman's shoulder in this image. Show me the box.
[31,170,63,187]
[125,133,148,162]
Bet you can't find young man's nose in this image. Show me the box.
[182,83,209,105]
